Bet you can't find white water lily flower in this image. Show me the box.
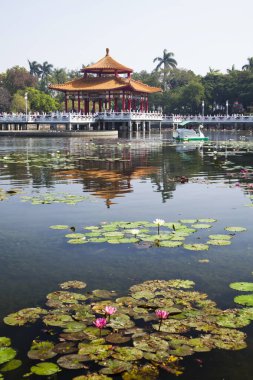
[130,229,140,235]
[153,218,165,226]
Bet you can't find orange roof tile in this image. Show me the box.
[83,48,133,74]
[49,77,161,94]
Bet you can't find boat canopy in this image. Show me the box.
[179,120,199,126]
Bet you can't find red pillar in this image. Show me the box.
[115,98,118,112]
[145,96,148,112]
[128,97,132,111]
[65,93,68,112]
[99,99,102,112]
[92,101,96,113]
[133,98,136,111]
[72,99,75,112]
[78,92,81,113]
[108,91,111,110]
[85,100,89,114]
[122,91,125,112]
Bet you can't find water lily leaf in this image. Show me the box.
[132,291,154,300]
[59,332,90,341]
[0,359,22,372]
[198,259,210,263]
[118,238,139,244]
[30,362,61,376]
[122,364,159,380]
[0,348,16,365]
[191,224,212,229]
[65,233,86,239]
[73,375,112,380]
[47,291,87,304]
[179,219,197,224]
[78,344,112,360]
[57,354,90,369]
[88,238,107,243]
[84,232,102,237]
[49,225,69,230]
[198,218,217,223]
[92,290,116,299]
[159,241,183,247]
[166,279,195,289]
[28,341,57,360]
[53,342,77,354]
[105,333,131,344]
[183,244,209,251]
[112,347,143,361]
[153,319,189,334]
[3,307,47,326]
[208,234,232,240]
[224,226,247,232]
[63,321,87,332]
[0,338,11,348]
[59,281,87,290]
[170,344,194,357]
[67,239,87,244]
[234,294,253,306]
[133,335,169,352]
[142,351,169,363]
[207,239,231,246]
[99,359,132,374]
[109,314,135,330]
[43,314,73,327]
[230,282,253,292]
[216,311,251,328]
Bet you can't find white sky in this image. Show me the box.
[0,0,252,75]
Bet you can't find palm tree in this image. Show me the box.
[227,64,236,74]
[39,61,54,80]
[242,57,253,71]
[153,49,177,90]
[28,60,42,77]
[208,67,221,74]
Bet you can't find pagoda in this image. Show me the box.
[49,48,161,114]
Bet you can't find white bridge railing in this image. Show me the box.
[1,112,253,125]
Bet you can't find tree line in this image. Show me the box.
[0,51,253,114]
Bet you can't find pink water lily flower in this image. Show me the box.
[93,317,107,329]
[155,309,169,331]
[104,306,117,316]
[155,309,169,320]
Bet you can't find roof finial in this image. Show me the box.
[106,48,109,56]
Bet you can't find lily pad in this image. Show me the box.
[191,224,212,229]
[198,218,217,223]
[207,239,231,246]
[30,362,61,376]
[57,354,90,369]
[179,219,197,224]
[105,333,131,344]
[53,342,77,354]
[224,226,247,232]
[27,341,57,360]
[0,348,16,365]
[230,282,253,292]
[59,281,87,290]
[99,359,132,375]
[72,375,112,380]
[122,364,159,380]
[49,225,69,230]
[0,338,11,348]
[159,241,183,247]
[183,244,209,251]
[112,347,143,361]
[65,233,86,239]
[0,359,22,372]
[234,294,253,306]
[67,239,87,244]
[3,307,47,326]
[208,234,232,240]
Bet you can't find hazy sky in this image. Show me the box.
[0,0,252,75]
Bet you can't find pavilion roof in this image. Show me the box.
[49,76,161,94]
[82,48,133,74]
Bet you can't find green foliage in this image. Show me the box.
[26,87,61,112]
[10,93,27,113]
[3,66,37,95]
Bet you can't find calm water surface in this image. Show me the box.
[0,130,253,379]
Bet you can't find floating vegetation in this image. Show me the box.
[224,226,247,232]
[21,192,90,205]
[49,219,246,252]
[0,188,22,201]
[230,280,253,307]
[2,279,251,378]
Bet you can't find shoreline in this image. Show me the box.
[0,130,118,138]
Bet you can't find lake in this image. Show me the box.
[0,129,253,379]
